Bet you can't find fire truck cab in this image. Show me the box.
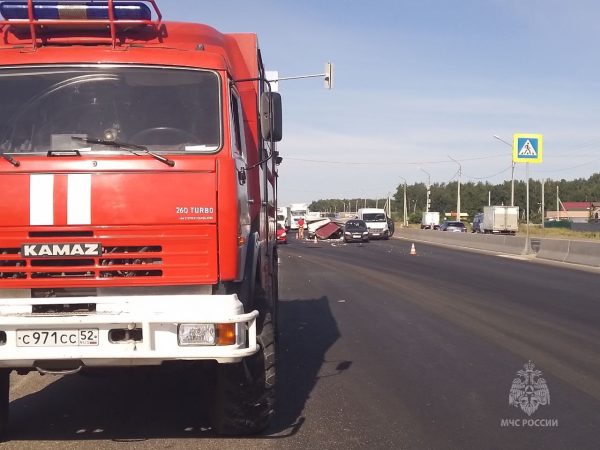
[0,0,281,436]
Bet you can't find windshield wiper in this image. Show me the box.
[0,152,20,167]
[71,136,175,167]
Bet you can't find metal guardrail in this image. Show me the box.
[397,229,600,268]
[397,229,531,255]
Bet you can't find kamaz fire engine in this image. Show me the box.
[0,0,282,436]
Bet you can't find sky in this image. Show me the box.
[163,0,600,206]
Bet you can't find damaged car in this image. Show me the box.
[343,220,369,243]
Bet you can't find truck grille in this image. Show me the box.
[2,246,163,279]
[0,247,26,279]
[0,226,217,285]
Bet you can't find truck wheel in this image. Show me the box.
[211,303,276,435]
[0,369,10,439]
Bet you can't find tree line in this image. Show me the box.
[309,173,600,223]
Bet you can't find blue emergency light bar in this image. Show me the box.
[0,1,152,21]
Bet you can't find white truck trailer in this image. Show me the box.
[277,206,289,229]
[287,203,309,230]
[421,212,440,230]
[482,206,519,235]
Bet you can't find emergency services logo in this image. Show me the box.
[500,360,557,428]
[508,361,550,416]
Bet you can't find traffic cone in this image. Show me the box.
[410,243,416,255]
[314,235,318,244]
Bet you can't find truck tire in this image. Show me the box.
[211,293,276,435]
[0,369,10,439]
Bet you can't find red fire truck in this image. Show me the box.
[0,0,282,436]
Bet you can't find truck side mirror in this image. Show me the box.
[260,92,282,142]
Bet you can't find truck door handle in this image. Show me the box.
[237,168,247,185]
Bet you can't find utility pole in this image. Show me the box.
[511,161,515,207]
[400,176,408,227]
[526,163,530,241]
[385,194,391,218]
[420,168,431,213]
[493,135,515,206]
[541,179,545,228]
[556,185,560,220]
[449,156,462,221]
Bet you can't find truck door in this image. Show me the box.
[230,91,250,282]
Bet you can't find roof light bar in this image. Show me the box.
[0,1,152,21]
[0,0,162,48]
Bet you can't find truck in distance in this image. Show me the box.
[481,206,519,235]
[357,208,390,239]
[0,0,282,437]
[287,203,308,230]
[277,206,289,229]
[421,212,440,230]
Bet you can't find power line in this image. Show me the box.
[534,158,600,173]
[463,164,513,180]
[285,153,505,166]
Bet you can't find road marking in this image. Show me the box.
[497,254,534,261]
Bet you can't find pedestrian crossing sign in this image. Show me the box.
[513,133,543,163]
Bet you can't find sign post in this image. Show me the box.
[513,134,543,253]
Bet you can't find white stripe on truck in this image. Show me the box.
[67,174,92,225]
[30,174,54,226]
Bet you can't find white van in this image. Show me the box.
[357,208,390,239]
[287,203,308,230]
[277,206,289,229]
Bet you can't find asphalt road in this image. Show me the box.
[2,236,600,449]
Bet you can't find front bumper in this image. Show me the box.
[368,230,389,238]
[0,294,258,368]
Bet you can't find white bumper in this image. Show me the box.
[368,227,389,237]
[0,294,258,368]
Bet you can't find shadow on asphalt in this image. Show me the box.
[271,296,342,436]
[5,296,341,442]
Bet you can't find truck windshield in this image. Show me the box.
[291,211,306,216]
[0,66,220,154]
[363,213,386,222]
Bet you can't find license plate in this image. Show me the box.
[16,329,99,347]
[353,234,361,238]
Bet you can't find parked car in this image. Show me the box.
[343,220,369,243]
[439,221,467,232]
[472,213,484,233]
[276,223,287,244]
